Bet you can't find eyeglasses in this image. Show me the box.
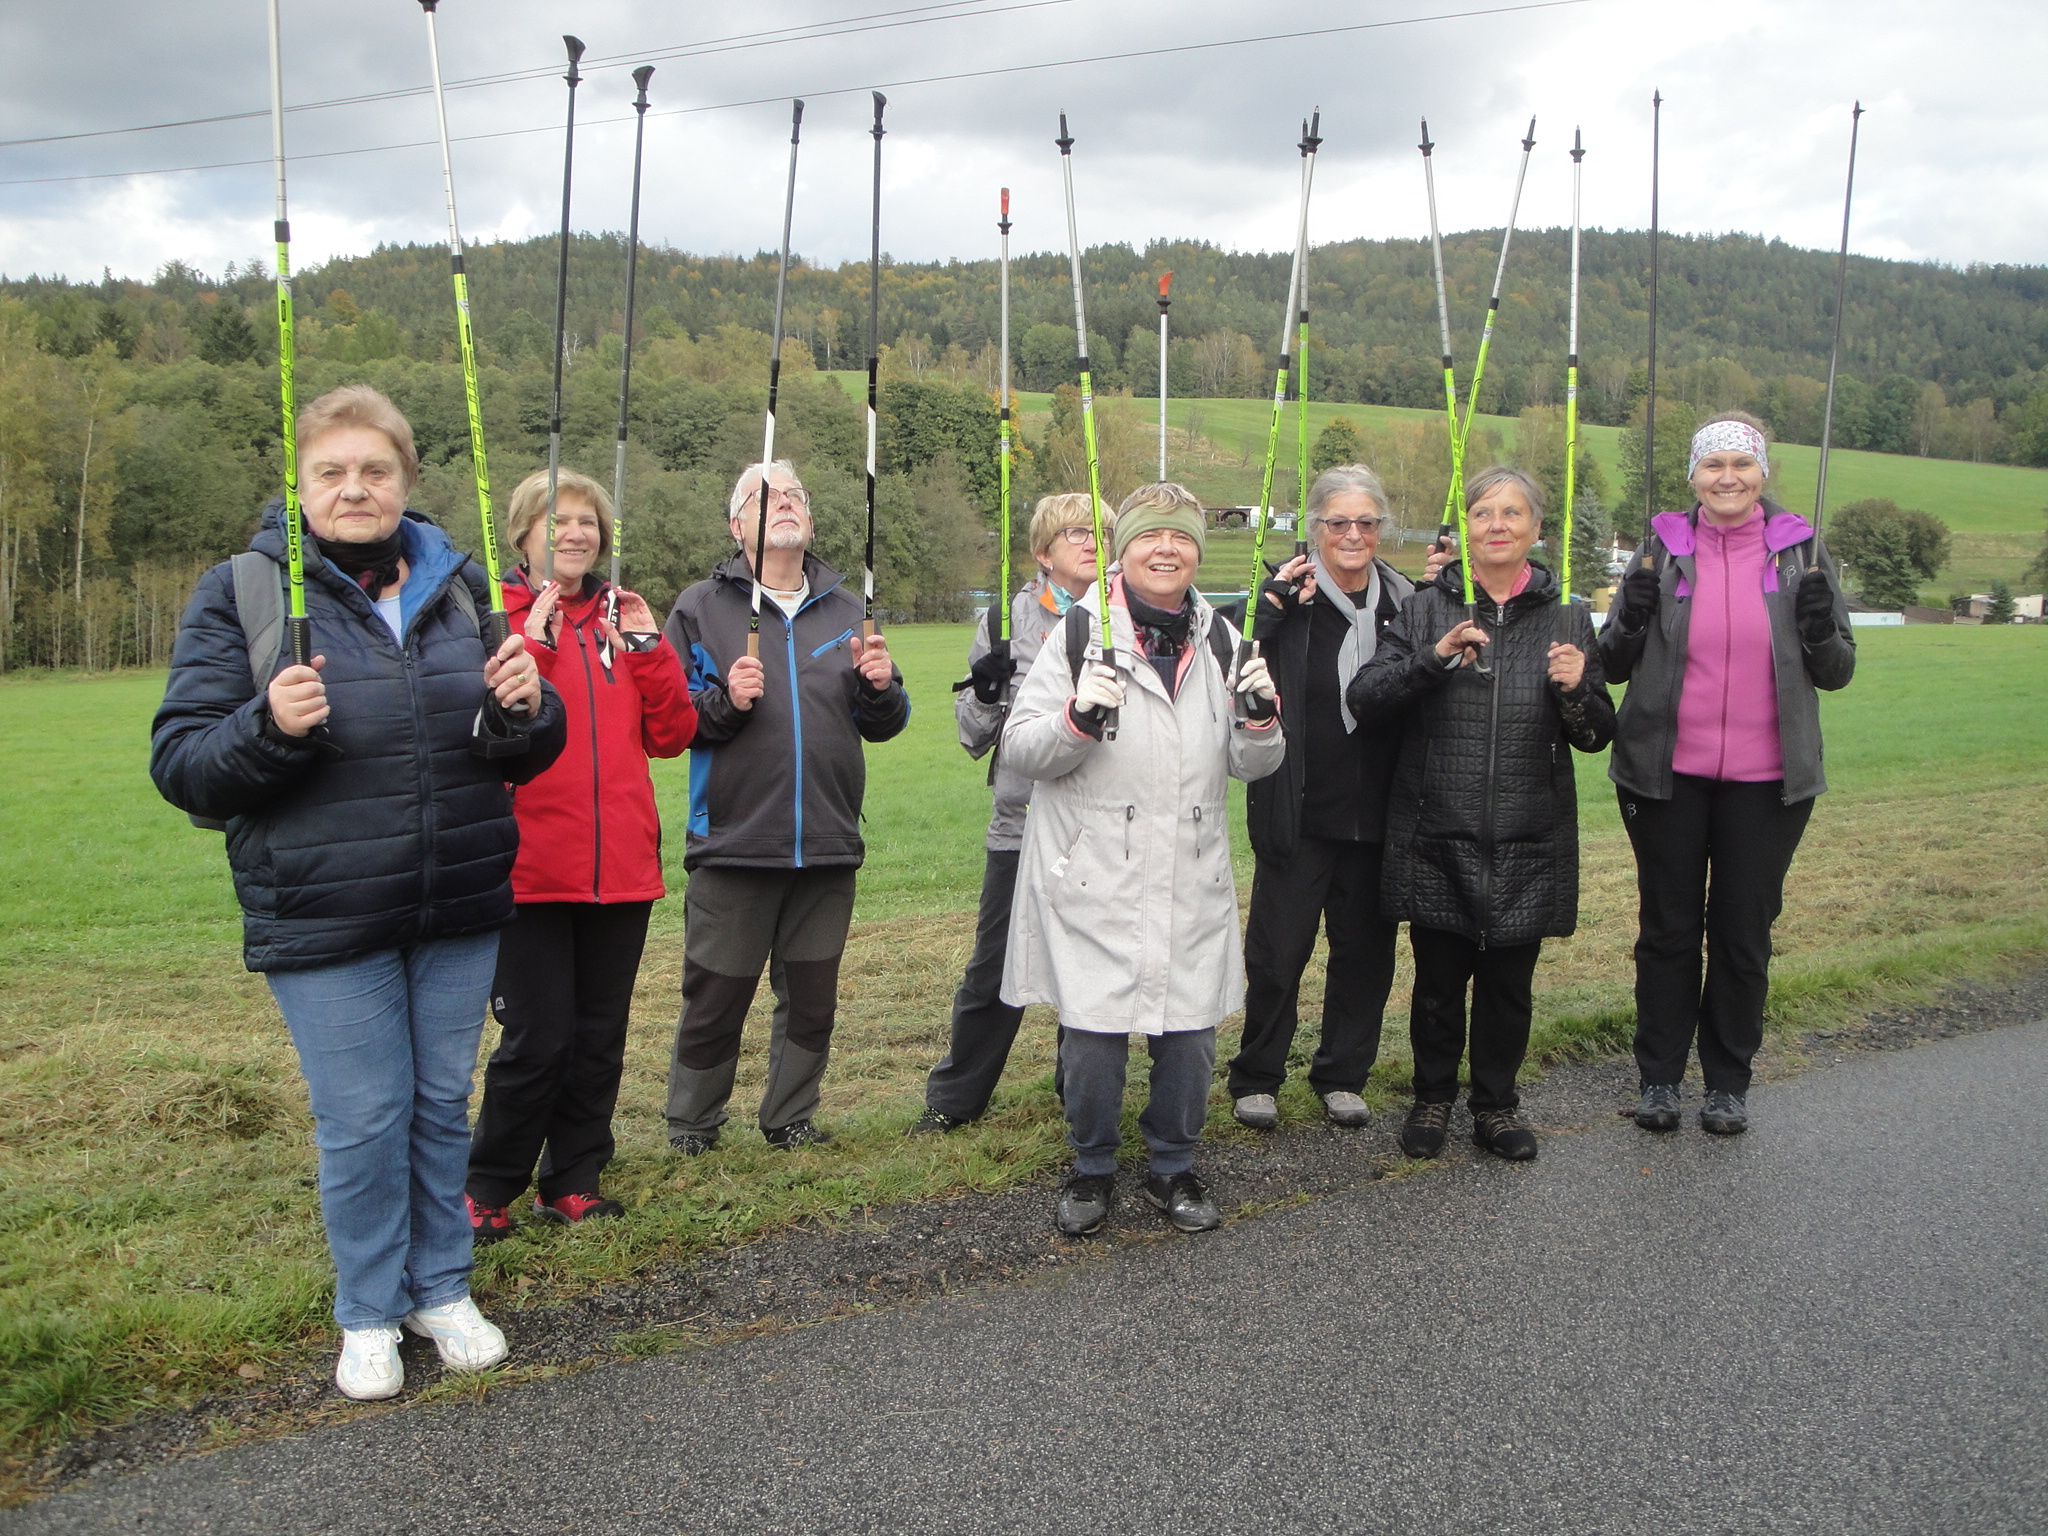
[758,484,809,507]
[1053,526,1098,546]
[1317,516,1387,536]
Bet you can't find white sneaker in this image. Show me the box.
[1232,1093,1279,1130]
[1322,1090,1373,1128]
[403,1296,508,1372]
[335,1326,405,1401]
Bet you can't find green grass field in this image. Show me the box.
[3,625,2045,1474]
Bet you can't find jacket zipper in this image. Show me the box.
[1125,804,1135,860]
[1478,594,1504,950]
[786,610,804,868]
[1193,803,1203,859]
[574,616,605,899]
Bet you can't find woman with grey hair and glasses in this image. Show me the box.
[1348,465,1613,1163]
[1230,465,1415,1131]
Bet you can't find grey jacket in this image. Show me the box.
[956,575,1069,852]
[1599,503,1854,806]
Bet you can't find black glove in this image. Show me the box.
[955,647,1017,706]
[1615,566,1660,633]
[1795,568,1837,646]
[1250,575,1300,643]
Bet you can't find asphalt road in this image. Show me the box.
[10,1022,2046,1536]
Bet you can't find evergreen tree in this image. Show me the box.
[1848,519,1923,609]
[1987,580,2016,623]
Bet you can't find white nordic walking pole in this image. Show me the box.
[609,64,655,617]
[1156,271,1172,481]
[749,99,805,662]
[862,92,887,641]
[543,35,585,587]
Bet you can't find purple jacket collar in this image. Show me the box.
[1652,503,1814,594]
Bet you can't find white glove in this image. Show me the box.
[1074,662,1125,714]
[1235,654,1275,703]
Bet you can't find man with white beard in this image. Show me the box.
[661,460,909,1154]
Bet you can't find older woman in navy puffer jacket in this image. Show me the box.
[151,386,565,1404]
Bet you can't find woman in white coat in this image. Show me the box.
[1000,483,1285,1237]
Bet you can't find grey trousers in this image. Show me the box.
[923,848,1032,1120]
[1061,1027,1217,1177]
[664,866,857,1140]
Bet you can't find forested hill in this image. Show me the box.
[11,228,2048,443]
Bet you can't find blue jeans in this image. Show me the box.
[267,932,498,1329]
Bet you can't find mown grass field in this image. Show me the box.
[2,624,2045,1470]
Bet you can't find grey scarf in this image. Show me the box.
[1313,553,1381,734]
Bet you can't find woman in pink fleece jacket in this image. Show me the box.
[1598,412,1855,1137]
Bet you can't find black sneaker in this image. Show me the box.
[764,1120,833,1149]
[1400,1100,1453,1159]
[1143,1170,1222,1234]
[1634,1083,1681,1132]
[1056,1171,1115,1236]
[1472,1107,1538,1161]
[667,1129,719,1157]
[906,1107,970,1137]
[1700,1090,1749,1136]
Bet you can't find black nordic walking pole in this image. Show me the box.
[418,0,511,651]
[749,98,804,662]
[997,187,1014,658]
[1248,117,1315,639]
[862,92,886,641]
[1156,271,1172,481]
[1419,119,1459,556]
[1293,110,1322,567]
[1812,102,1865,557]
[543,35,586,588]
[1559,126,1585,641]
[1645,90,1661,532]
[266,0,309,670]
[1055,112,1117,741]
[608,64,653,616]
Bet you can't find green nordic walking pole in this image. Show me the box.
[1559,127,1584,640]
[1418,120,1460,556]
[266,0,308,670]
[1246,116,1316,652]
[1054,113,1117,741]
[996,187,1014,659]
[1292,111,1322,567]
[418,0,510,648]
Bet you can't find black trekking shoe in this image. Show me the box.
[1700,1090,1749,1136]
[1143,1170,1222,1233]
[1634,1083,1682,1132]
[906,1107,971,1137]
[667,1129,719,1157]
[1400,1100,1453,1159]
[764,1119,833,1150]
[1056,1171,1115,1236]
[1472,1107,1538,1161]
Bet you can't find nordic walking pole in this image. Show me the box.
[543,35,586,588]
[609,64,654,614]
[1156,271,1172,481]
[1812,103,1865,557]
[997,187,1014,659]
[1247,118,1314,644]
[1419,119,1460,557]
[1293,109,1322,564]
[266,0,308,670]
[418,0,510,650]
[1559,126,1584,640]
[862,92,886,642]
[1055,112,1117,741]
[1645,90,1661,532]
[749,98,804,662]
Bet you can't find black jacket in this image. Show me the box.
[1245,557,1413,859]
[1347,562,1614,947]
[664,550,909,871]
[150,506,567,972]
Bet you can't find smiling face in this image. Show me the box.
[1465,482,1540,580]
[1313,490,1386,588]
[1119,526,1200,611]
[1038,522,1100,597]
[519,492,604,586]
[1691,450,1767,524]
[728,469,814,560]
[301,426,409,544]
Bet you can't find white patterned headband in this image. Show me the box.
[1689,421,1770,479]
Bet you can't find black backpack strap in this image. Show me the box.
[1065,601,1091,689]
[1206,606,1236,680]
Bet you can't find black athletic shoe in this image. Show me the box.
[1056,1171,1115,1236]
[466,1193,514,1246]
[1143,1170,1222,1234]
[668,1130,719,1157]
[1700,1090,1749,1136]
[1634,1083,1682,1132]
[1472,1107,1538,1161]
[764,1120,833,1150]
[1400,1100,1453,1159]
[906,1107,971,1137]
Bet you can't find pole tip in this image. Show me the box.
[791,98,806,131]
[1160,271,1172,299]
[1571,125,1585,161]
[1522,116,1537,150]
[1418,117,1433,154]
[633,64,654,94]
[1056,112,1073,152]
[417,0,438,12]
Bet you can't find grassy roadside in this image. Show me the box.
[1,625,2043,1471]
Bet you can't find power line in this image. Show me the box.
[0,0,1595,191]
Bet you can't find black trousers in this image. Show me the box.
[1231,837,1398,1097]
[924,848,1033,1120]
[1408,925,1542,1113]
[468,900,653,1207]
[1621,776,1814,1094]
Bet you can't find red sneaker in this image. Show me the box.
[466,1193,514,1246]
[534,1192,625,1225]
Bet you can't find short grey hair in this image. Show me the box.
[726,459,805,521]
[1463,464,1545,522]
[1305,464,1389,526]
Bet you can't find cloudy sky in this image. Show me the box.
[1,0,2039,285]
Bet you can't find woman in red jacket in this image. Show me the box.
[466,467,697,1239]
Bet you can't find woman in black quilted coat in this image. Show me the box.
[1348,466,1613,1163]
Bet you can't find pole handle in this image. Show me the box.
[287,615,311,670]
[632,65,654,100]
